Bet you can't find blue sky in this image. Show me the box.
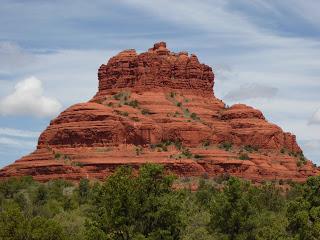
[0,0,320,167]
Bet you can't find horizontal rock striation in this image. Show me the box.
[96,42,214,98]
[0,42,318,182]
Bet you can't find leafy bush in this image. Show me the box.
[202,140,210,148]
[115,110,129,117]
[135,146,143,156]
[170,92,176,98]
[239,153,250,160]
[95,98,104,104]
[295,152,307,167]
[130,116,140,122]
[181,148,193,159]
[113,92,126,100]
[194,154,203,159]
[244,145,258,152]
[219,141,233,151]
[299,153,307,162]
[174,140,183,150]
[190,112,200,120]
[173,111,181,117]
[71,161,84,167]
[151,141,170,152]
[54,152,61,159]
[141,108,151,115]
[125,99,139,108]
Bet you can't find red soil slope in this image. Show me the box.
[0,42,318,182]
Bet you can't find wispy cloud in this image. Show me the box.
[309,108,320,125]
[303,139,320,150]
[0,42,35,74]
[0,127,40,138]
[0,136,35,148]
[0,127,39,165]
[224,83,278,101]
[121,0,258,37]
[300,139,320,164]
[214,64,237,81]
[120,0,320,47]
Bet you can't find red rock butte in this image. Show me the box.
[1,42,318,182]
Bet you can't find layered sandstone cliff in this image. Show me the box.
[0,42,318,182]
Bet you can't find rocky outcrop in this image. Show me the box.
[0,42,318,182]
[96,42,214,98]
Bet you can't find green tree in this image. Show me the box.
[180,191,213,240]
[87,164,183,240]
[92,166,137,240]
[78,178,90,204]
[247,182,286,213]
[30,216,66,240]
[249,211,289,240]
[0,176,34,198]
[195,178,216,207]
[85,222,108,240]
[287,176,320,239]
[208,178,255,239]
[0,202,27,240]
[33,184,48,205]
[134,164,182,239]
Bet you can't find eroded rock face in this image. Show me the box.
[0,42,318,182]
[96,42,214,97]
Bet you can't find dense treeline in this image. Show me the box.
[0,164,320,240]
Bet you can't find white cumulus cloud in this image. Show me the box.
[0,76,62,117]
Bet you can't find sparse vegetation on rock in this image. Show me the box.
[141,108,151,115]
[239,153,250,160]
[54,152,61,159]
[219,141,233,151]
[114,110,129,117]
[135,146,143,156]
[244,145,258,152]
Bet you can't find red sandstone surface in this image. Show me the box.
[0,42,318,182]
